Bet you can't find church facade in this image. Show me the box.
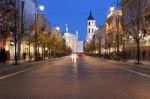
[64,25,79,53]
[63,25,83,53]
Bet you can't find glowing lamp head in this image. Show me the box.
[110,5,115,12]
[39,5,45,11]
[56,27,60,31]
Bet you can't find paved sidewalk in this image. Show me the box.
[118,59,150,69]
[0,56,67,75]
[109,60,150,70]
[127,59,150,65]
[90,56,150,70]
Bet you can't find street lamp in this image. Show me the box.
[56,26,60,31]
[39,5,45,11]
[109,1,120,61]
[122,36,126,62]
[34,0,45,61]
[110,5,115,12]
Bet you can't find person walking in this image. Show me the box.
[1,48,6,63]
[23,52,27,62]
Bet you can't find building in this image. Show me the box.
[94,26,106,56]
[86,10,97,41]
[64,25,83,53]
[0,0,35,61]
[120,0,150,60]
[0,0,17,61]
[63,25,78,53]
[105,8,123,58]
[76,41,84,53]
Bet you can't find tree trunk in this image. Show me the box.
[137,39,140,64]
[17,41,21,61]
[48,45,51,59]
[99,37,101,58]
[28,40,31,62]
[43,44,46,60]
[123,41,126,62]
[14,36,17,65]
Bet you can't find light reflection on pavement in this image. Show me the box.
[0,56,149,99]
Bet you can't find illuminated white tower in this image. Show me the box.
[86,10,97,41]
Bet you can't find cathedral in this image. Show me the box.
[86,10,97,41]
[63,25,83,53]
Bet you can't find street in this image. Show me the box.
[0,56,149,99]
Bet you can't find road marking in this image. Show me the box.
[119,67,150,78]
[0,68,34,80]
[0,60,60,80]
[94,58,150,78]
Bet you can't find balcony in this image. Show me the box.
[143,1,150,20]
[0,0,16,8]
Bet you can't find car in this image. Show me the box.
[78,53,83,57]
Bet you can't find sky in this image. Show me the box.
[39,0,119,41]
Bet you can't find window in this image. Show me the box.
[89,28,90,33]
[92,28,94,33]
[89,22,90,25]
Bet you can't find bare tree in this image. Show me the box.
[122,0,146,64]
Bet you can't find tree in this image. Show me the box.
[122,0,145,64]
[23,15,35,62]
[34,16,51,60]
[0,7,13,38]
[50,29,63,57]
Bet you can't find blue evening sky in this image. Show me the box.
[39,0,119,41]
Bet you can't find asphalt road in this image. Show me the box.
[0,56,149,99]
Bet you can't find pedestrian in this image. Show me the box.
[0,48,2,62]
[6,51,10,61]
[142,50,146,61]
[23,52,27,62]
[1,48,6,63]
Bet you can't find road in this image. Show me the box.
[0,56,149,99]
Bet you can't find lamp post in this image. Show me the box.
[34,0,45,61]
[122,36,126,62]
[98,27,101,58]
[55,26,60,57]
[116,0,120,60]
[109,0,120,60]
[34,0,38,61]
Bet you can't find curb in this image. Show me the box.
[88,56,150,70]
[0,56,67,74]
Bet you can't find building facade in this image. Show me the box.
[64,25,78,53]
[120,0,150,60]
[64,25,83,53]
[0,0,35,61]
[105,9,123,58]
[94,26,106,56]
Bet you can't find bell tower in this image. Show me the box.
[86,10,97,41]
